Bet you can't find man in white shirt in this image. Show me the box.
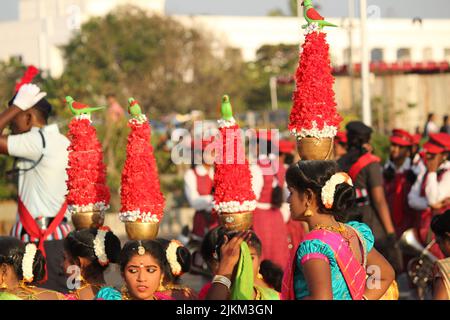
[0,83,70,292]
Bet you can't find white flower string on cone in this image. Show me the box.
[93,226,110,266]
[321,172,353,209]
[166,240,183,277]
[22,243,37,283]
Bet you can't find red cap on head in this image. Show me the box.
[279,139,295,154]
[15,65,39,93]
[423,133,450,154]
[412,134,422,145]
[389,129,414,147]
[334,131,348,144]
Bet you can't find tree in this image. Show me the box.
[59,6,248,117]
[290,0,299,16]
[267,8,285,17]
[244,44,298,111]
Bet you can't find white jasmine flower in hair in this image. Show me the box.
[321,172,353,209]
[22,243,37,283]
[166,240,183,277]
[93,227,110,266]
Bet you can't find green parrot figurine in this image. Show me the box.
[221,95,234,121]
[65,96,105,116]
[128,97,142,118]
[302,0,337,29]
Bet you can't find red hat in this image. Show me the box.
[389,129,414,147]
[192,136,215,151]
[279,139,295,154]
[15,65,39,93]
[423,133,450,154]
[334,131,347,144]
[412,134,422,145]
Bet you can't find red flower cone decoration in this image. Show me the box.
[213,95,256,214]
[119,98,165,223]
[65,97,110,215]
[288,25,342,139]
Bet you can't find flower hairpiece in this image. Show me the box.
[22,243,37,283]
[166,240,183,277]
[321,172,353,209]
[137,241,145,256]
[93,226,110,266]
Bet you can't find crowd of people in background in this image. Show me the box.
[0,82,449,300]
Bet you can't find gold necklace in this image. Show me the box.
[312,222,354,245]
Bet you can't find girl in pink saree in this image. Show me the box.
[281,161,396,300]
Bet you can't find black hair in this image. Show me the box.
[427,113,434,122]
[259,260,283,292]
[431,210,450,239]
[285,160,355,221]
[344,131,371,167]
[8,94,52,123]
[155,238,191,281]
[64,228,121,279]
[0,236,46,284]
[284,153,294,165]
[119,240,170,279]
[214,229,263,260]
[246,231,262,257]
[201,226,225,264]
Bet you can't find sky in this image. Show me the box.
[1,0,450,21]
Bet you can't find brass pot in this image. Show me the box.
[125,221,160,240]
[71,211,104,230]
[296,137,334,160]
[219,211,253,231]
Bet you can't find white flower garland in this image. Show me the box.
[22,243,37,283]
[213,200,257,214]
[119,210,160,223]
[321,172,353,209]
[93,227,110,266]
[217,118,237,128]
[166,240,183,277]
[74,114,92,121]
[290,121,338,140]
[68,201,109,215]
[305,22,320,35]
[129,114,148,125]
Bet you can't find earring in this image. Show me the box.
[0,270,7,289]
[157,276,165,292]
[304,208,313,217]
[257,273,264,280]
[121,285,131,300]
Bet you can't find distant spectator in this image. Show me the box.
[424,113,439,138]
[440,115,450,135]
[106,93,125,123]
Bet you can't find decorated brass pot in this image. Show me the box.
[296,137,334,160]
[219,211,253,231]
[125,221,160,240]
[71,211,105,230]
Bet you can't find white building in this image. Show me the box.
[0,0,166,77]
[1,0,450,76]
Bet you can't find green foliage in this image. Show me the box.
[371,132,390,163]
[58,6,248,118]
[244,44,298,111]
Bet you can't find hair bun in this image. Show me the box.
[332,183,356,215]
[176,246,191,273]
